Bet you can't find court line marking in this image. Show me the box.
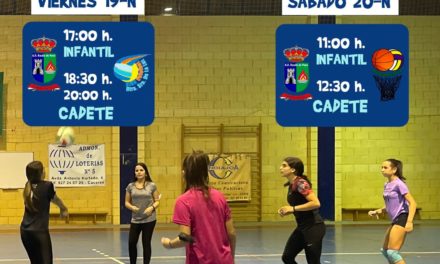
[1,251,440,262]
[236,252,440,257]
[92,249,124,264]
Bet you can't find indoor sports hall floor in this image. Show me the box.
[1,221,439,263]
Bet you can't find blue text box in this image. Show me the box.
[23,22,154,126]
[276,24,408,127]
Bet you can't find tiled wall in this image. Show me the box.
[0,15,438,224]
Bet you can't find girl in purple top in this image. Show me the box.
[161,150,236,264]
[369,159,417,264]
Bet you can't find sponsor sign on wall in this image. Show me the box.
[208,154,251,201]
[49,144,105,187]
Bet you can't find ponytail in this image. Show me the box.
[386,158,406,181]
[284,175,311,188]
[23,181,38,213]
[283,157,312,188]
[23,161,44,213]
[299,175,312,187]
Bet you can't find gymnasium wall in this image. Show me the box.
[141,15,440,222]
[136,16,315,223]
[0,15,438,224]
[338,16,440,220]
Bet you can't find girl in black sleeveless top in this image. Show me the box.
[20,161,68,264]
[278,157,326,264]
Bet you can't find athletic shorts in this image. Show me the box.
[392,213,408,227]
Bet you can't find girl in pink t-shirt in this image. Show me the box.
[161,151,236,264]
[368,159,417,264]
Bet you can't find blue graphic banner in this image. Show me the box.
[23,22,154,126]
[276,24,408,127]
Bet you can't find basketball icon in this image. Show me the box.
[371,49,394,71]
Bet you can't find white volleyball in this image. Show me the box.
[57,126,75,146]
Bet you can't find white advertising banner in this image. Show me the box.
[49,144,105,187]
[282,0,399,15]
[32,0,145,15]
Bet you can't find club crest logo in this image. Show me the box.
[280,46,312,101]
[28,37,60,91]
[113,54,150,92]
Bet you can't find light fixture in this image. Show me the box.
[164,7,173,12]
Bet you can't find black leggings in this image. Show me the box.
[20,229,53,264]
[282,222,326,264]
[129,221,156,264]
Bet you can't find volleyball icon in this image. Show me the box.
[113,54,146,83]
[388,49,404,71]
[56,126,75,146]
[114,62,140,83]
[113,54,150,92]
